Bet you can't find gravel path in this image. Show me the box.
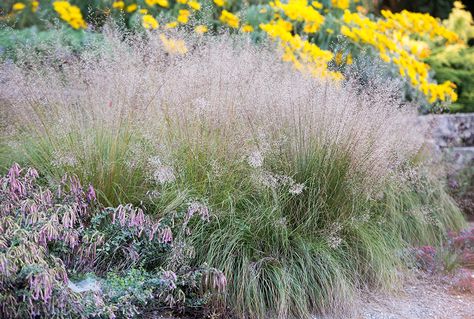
[354,272,474,319]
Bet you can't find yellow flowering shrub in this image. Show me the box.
[259,0,341,80]
[341,10,459,103]
[443,1,474,43]
[378,10,459,43]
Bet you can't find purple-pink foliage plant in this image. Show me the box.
[0,164,227,318]
[0,163,100,317]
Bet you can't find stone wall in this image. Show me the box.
[421,113,474,218]
[422,113,473,172]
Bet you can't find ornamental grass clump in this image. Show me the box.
[0,31,466,318]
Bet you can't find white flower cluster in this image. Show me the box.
[247,149,304,195]
[327,222,343,249]
[289,183,305,195]
[247,150,264,168]
[187,201,210,222]
[148,156,176,184]
[51,150,77,168]
[254,170,305,195]
[350,211,371,225]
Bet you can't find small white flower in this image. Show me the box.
[247,150,264,168]
[328,236,342,249]
[258,171,279,188]
[279,175,294,186]
[275,217,287,227]
[146,190,161,199]
[51,151,77,167]
[148,156,176,184]
[148,156,162,167]
[187,201,210,222]
[326,222,343,249]
[153,166,176,184]
[289,183,305,195]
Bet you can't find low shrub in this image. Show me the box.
[0,163,99,317]
[0,26,105,62]
[0,164,226,318]
[413,226,474,273]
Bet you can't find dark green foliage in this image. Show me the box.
[380,0,454,19]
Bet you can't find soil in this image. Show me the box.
[354,272,474,319]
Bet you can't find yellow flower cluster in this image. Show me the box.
[341,10,458,102]
[241,24,254,33]
[112,1,125,9]
[331,0,350,10]
[159,34,188,54]
[176,0,201,10]
[177,9,191,24]
[260,19,341,80]
[12,2,26,11]
[126,4,138,12]
[142,14,159,29]
[259,0,341,80]
[213,0,225,7]
[188,0,201,11]
[195,25,208,34]
[53,1,87,30]
[379,10,459,43]
[165,21,178,28]
[400,35,431,59]
[110,0,203,31]
[32,1,39,12]
[271,0,325,33]
[219,10,239,28]
[145,0,170,8]
[112,1,138,12]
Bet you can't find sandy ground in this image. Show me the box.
[353,273,474,319]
